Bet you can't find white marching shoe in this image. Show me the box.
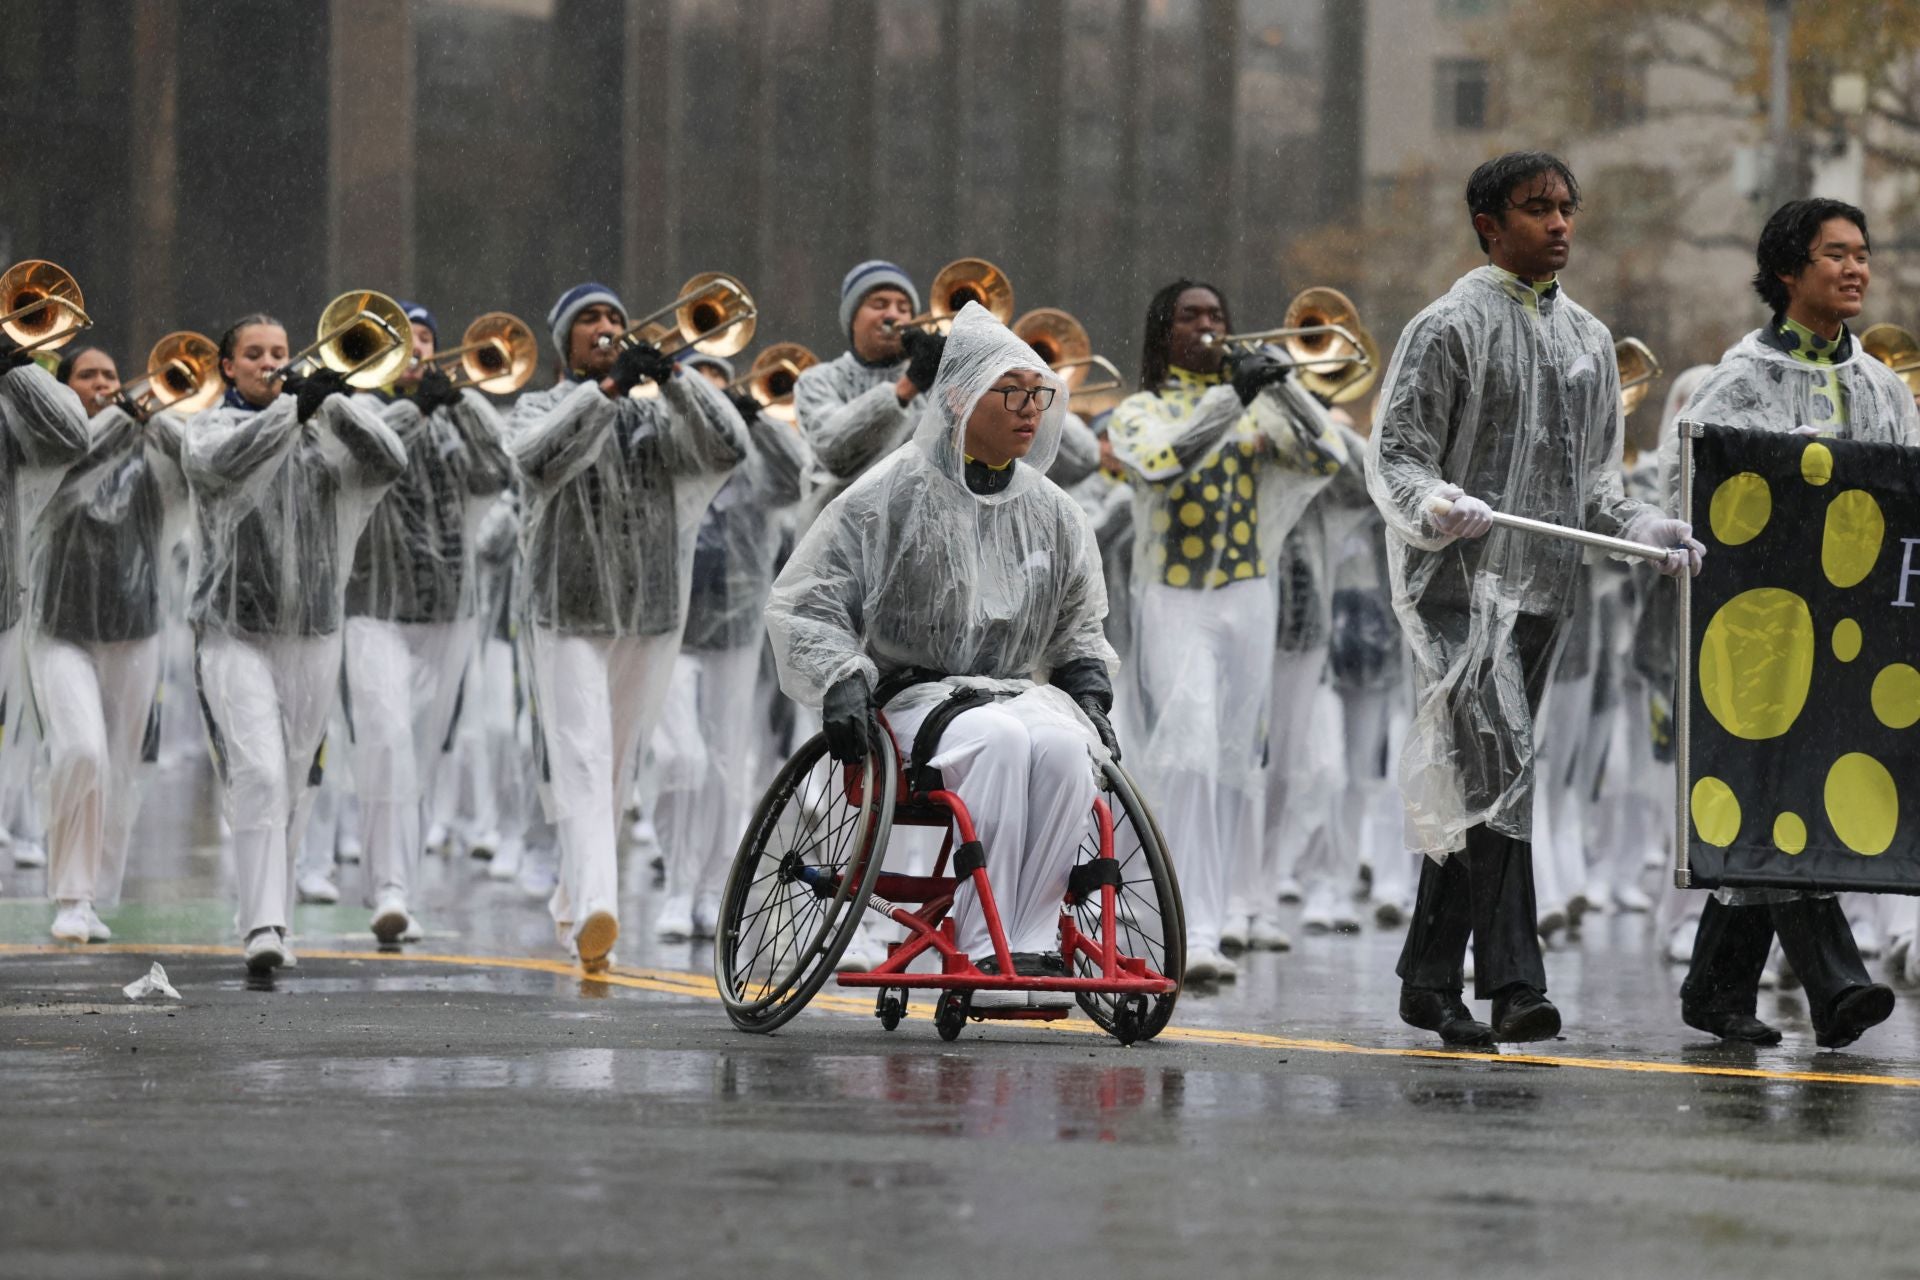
[1248,909,1293,951]
[1301,883,1341,935]
[654,893,695,942]
[1220,907,1253,953]
[692,892,722,940]
[11,839,46,869]
[371,892,410,945]
[487,839,524,882]
[244,927,287,974]
[1184,944,1239,983]
[296,872,340,905]
[1613,884,1654,913]
[83,903,111,941]
[51,902,92,943]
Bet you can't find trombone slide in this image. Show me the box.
[1425,496,1680,565]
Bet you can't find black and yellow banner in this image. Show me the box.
[1687,423,1920,893]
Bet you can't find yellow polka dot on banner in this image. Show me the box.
[1169,482,1186,500]
[1151,510,1171,534]
[1872,663,1920,729]
[1210,533,1226,550]
[1833,618,1862,662]
[1774,811,1807,855]
[1181,535,1204,559]
[1822,489,1885,588]
[1205,568,1229,588]
[1166,563,1190,586]
[1236,475,1254,499]
[1203,484,1220,502]
[1698,588,1815,739]
[1179,502,1205,528]
[1233,561,1254,580]
[1691,776,1741,847]
[1232,521,1251,545]
[1222,457,1239,475]
[1803,441,1834,486]
[1825,752,1898,855]
[1708,471,1771,546]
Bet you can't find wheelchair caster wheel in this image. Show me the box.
[934,991,968,1042]
[1112,994,1149,1046]
[876,991,905,1032]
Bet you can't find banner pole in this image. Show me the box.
[1425,499,1684,565]
[1673,420,1698,889]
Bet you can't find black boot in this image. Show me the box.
[1399,984,1495,1048]
[1816,984,1895,1049]
[1681,1006,1783,1046]
[1491,983,1560,1042]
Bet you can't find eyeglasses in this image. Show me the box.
[984,385,1056,412]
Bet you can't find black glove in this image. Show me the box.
[900,329,946,393]
[0,336,33,371]
[727,390,762,423]
[821,675,879,764]
[293,368,349,422]
[609,341,675,396]
[414,365,461,413]
[1228,350,1288,407]
[1078,697,1122,762]
[1051,656,1120,760]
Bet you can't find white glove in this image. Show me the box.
[1628,514,1705,578]
[1427,484,1494,539]
[1790,424,1825,437]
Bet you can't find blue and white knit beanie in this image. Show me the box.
[396,300,437,343]
[838,260,919,338]
[546,282,626,362]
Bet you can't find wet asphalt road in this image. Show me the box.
[5,762,1920,1279]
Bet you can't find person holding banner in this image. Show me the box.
[1674,197,1911,1049]
[1368,151,1702,1048]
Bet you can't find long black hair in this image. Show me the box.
[1139,278,1230,391]
[1752,198,1868,319]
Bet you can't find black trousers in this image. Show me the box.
[1395,610,1559,1001]
[1680,896,1872,1034]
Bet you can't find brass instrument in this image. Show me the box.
[1201,287,1379,404]
[425,311,538,395]
[0,260,91,355]
[1013,308,1126,415]
[887,258,1015,335]
[1615,337,1661,418]
[121,331,223,415]
[727,342,818,424]
[274,289,413,389]
[600,272,757,359]
[1863,323,1920,396]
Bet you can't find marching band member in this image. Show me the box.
[766,302,1116,1008]
[1368,152,1700,1047]
[653,353,810,940]
[188,314,407,975]
[343,302,510,944]
[511,283,747,971]
[1108,279,1347,982]
[1674,197,1912,1047]
[39,346,164,941]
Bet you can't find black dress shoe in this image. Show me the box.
[1817,983,1895,1049]
[1491,984,1561,1043]
[1399,984,1495,1048]
[1681,1006,1784,1046]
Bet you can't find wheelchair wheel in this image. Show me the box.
[714,730,897,1032]
[1070,760,1184,1043]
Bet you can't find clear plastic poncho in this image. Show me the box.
[682,412,811,653]
[1367,266,1652,856]
[766,301,1115,724]
[31,405,189,645]
[509,372,747,637]
[185,391,407,638]
[1676,327,1920,447]
[345,389,511,625]
[0,363,93,633]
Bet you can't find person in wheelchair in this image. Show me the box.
[765,301,1120,1011]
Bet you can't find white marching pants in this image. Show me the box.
[345,617,476,902]
[1134,580,1276,954]
[32,634,162,908]
[1341,680,1417,905]
[196,631,341,936]
[885,687,1099,960]
[529,626,680,936]
[1259,647,1344,902]
[656,645,762,901]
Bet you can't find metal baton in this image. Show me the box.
[1426,496,1684,566]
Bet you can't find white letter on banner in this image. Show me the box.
[1895,539,1920,607]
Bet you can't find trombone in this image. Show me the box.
[726,342,818,424]
[121,331,224,416]
[1013,308,1125,414]
[0,260,92,355]
[599,272,757,360]
[421,311,538,395]
[885,258,1015,336]
[1615,337,1661,418]
[1200,287,1379,404]
[1863,323,1920,396]
[273,289,413,389]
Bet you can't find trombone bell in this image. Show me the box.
[128,331,223,415]
[279,289,414,390]
[0,260,91,355]
[1615,337,1661,419]
[1013,308,1090,371]
[604,273,758,361]
[731,342,818,424]
[1863,323,1920,396]
[437,311,538,395]
[1203,286,1378,404]
[891,258,1015,335]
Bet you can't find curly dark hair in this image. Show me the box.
[1752,198,1869,318]
[1139,279,1231,391]
[1465,151,1582,253]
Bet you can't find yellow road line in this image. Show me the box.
[6,941,1916,1091]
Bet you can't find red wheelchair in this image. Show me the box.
[714,694,1184,1045]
